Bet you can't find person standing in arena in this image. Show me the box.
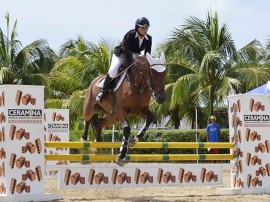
[206,115,220,162]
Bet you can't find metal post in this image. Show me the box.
[111,125,115,164]
[195,105,199,163]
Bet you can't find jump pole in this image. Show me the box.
[45,142,234,149]
[45,153,234,161]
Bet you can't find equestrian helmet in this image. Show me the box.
[135,17,150,28]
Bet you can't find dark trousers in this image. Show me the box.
[208,148,219,154]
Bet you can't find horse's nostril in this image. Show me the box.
[154,93,166,103]
[155,96,163,104]
[159,94,166,103]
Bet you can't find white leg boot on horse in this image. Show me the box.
[128,111,154,147]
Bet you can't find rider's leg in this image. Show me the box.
[95,74,113,102]
[96,54,122,102]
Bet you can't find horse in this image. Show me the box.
[81,52,166,166]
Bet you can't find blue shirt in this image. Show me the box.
[206,123,220,142]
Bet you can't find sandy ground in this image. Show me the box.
[45,169,270,202]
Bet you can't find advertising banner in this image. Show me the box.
[228,94,270,189]
[44,109,69,176]
[0,85,44,195]
[58,164,222,189]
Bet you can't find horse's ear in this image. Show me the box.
[160,51,165,62]
[146,52,153,62]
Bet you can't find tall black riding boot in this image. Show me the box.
[96,74,113,102]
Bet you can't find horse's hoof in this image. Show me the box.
[80,135,89,142]
[80,137,85,142]
[88,147,97,153]
[116,156,126,167]
[128,135,139,147]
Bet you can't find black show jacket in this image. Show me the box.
[121,29,152,62]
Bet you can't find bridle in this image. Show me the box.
[149,63,166,96]
[124,61,165,113]
[127,62,152,94]
[115,61,165,96]
[128,62,165,97]
[126,62,152,113]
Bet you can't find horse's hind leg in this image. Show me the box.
[128,110,154,146]
[81,119,91,141]
[91,114,102,142]
[94,114,130,166]
[81,109,97,142]
[95,115,119,142]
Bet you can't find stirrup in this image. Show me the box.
[96,91,104,102]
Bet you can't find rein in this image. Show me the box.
[116,62,163,94]
[114,62,135,78]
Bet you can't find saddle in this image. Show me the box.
[97,65,128,92]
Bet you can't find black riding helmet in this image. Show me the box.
[135,17,150,28]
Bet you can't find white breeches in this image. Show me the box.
[108,53,140,78]
[108,54,123,78]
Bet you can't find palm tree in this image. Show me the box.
[47,37,115,129]
[0,13,57,86]
[228,39,269,93]
[264,37,270,67]
[160,10,269,123]
[54,37,114,92]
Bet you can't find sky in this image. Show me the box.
[1,0,270,54]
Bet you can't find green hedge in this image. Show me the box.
[70,129,230,155]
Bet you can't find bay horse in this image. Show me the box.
[82,52,166,166]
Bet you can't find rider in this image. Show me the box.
[96,17,152,102]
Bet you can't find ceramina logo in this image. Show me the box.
[47,123,69,133]
[8,109,42,119]
[244,115,270,122]
[48,123,68,129]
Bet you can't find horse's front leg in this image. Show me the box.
[128,110,154,146]
[116,119,130,166]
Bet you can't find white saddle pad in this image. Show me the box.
[97,71,127,92]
